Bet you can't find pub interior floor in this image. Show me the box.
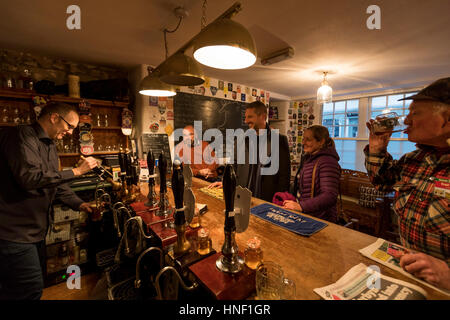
[41,272,108,300]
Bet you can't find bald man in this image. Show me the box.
[174,125,219,181]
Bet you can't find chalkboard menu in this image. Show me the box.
[140,133,172,173]
[174,92,249,156]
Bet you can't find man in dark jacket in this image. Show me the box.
[0,102,98,300]
[209,101,290,202]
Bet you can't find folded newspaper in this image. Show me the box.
[314,263,427,300]
[359,238,450,297]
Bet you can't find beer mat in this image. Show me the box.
[199,186,223,200]
[250,203,327,236]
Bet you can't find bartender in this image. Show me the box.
[0,101,98,300]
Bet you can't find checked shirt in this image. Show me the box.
[364,144,449,263]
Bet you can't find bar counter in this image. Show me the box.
[138,177,448,300]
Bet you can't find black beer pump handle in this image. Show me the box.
[171,163,184,209]
[147,151,155,175]
[118,151,127,174]
[159,152,167,193]
[172,162,185,226]
[223,164,236,232]
[125,153,132,176]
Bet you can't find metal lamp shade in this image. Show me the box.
[159,52,205,86]
[193,18,257,70]
[139,73,177,97]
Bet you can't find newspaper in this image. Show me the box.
[314,263,427,300]
[359,238,450,297]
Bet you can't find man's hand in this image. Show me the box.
[199,168,211,177]
[73,156,98,176]
[399,252,450,290]
[79,202,93,213]
[282,200,302,212]
[207,181,222,189]
[366,120,391,154]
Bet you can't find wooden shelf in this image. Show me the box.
[0,88,129,108]
[268,118,285,122]
[58,151,120,157]
[91,126,122,130]
[1,124,123,130]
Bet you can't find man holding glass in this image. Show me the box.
[0,101,98,299]
[365,77,450,291]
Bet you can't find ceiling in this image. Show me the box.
[1,0,449,100]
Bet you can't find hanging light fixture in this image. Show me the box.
[139,68,177,97]
[317,72,333,104]
[159,52,205,86]
[139,2,255,97]
[193,18,257,69]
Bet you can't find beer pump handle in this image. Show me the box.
[125,153,132,176]
[118,151,127,174]
[159,152,167,193]
[171,162,184,209]
[147,150,155,175]
[80,155,113,180]
[223,164,236,216]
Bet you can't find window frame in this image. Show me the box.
[319,89,420,171]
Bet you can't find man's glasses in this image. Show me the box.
[56,114,76,130]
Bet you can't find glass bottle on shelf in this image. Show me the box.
[96,114,101,127]
[59,243,69,268]
[1,106,9,123]
[104,114,108,127]
[5,72,15,88]
[25,112,31,124]
[13,107,21,124]
[26,69,33,90]
[19,69,33,90]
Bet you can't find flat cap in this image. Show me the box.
[399,77,450,104]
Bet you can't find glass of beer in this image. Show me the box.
[189,207,201,228]
[244,237,263,270]
[371,112,406,135]
[197,228,212,255]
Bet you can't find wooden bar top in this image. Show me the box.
[138,177,449,300]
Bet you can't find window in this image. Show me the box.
[322,99,359,169]
[320,91,419,171]
[322,99,359,138]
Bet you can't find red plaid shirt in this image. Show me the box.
[364,145,450,263]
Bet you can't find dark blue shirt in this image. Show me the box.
[0,122,83,243]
